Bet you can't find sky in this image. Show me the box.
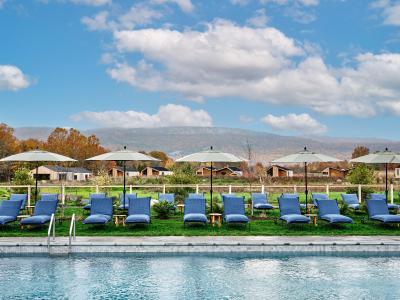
[1,0,400,139]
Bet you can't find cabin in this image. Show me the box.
[266,165,293,177]
[395,168,400,179]
[30,165,92,181]
[321,167,349,179]
[109,167,140,177]
[215,166,243,177]
[196,166,218,176]
[141,166,174,177]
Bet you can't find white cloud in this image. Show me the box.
[371,0,400,26]
[71,104,213,128]
[107,20,400,118]
[68,0,111,6]
[260,0,319,6]
[0,0,6,9]
[230,0,250,5]
[239,115,254,123]
[81,11,112,31]
[261,113,327,134]
[0,65,31,91]
[247,8,268,27]
[151,0,194,13]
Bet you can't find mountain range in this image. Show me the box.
[13,126,400,162]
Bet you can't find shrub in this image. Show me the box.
[153,201,174,219]
[12,167,35,194]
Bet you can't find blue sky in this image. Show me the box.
[1,0,400,139]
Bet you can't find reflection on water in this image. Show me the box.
[0,254,400,299]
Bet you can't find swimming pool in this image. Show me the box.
[1,254,399,299]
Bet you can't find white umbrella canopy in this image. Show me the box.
[350,148,400,199]
[176,146,247,212]
[271,147,342,212]
[86,147,160,209]
[0,150,77,201]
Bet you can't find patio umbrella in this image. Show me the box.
[350,148,400,200]
[175,146,246,212]
[86,147,159,209]
[272,147,341,212]
[0,150,76,201]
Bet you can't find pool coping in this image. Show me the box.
[1,236,400,255]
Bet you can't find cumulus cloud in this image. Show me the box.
[260,0,319,6]
[371,0,400,26]
[0,65,31,91]
[230,0,250,5]
[68,0,111,6]
[71,104,213,128]
[106,20,400,117]
[247,8,268,27]
[151,0,194,13]
[261,113,327,134]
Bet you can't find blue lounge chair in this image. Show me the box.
[0,200,23,225]
[20,199,58,226]
[119,193,137,210]
[366,199,400,224]
[188,193,205,199]
[316,199,353,224]
[40,194,59,201]
[83,193,107,211]
[311,193,328,208]
[281,193,306,209]
[9,194,28,210]
[125,197,151,226]
[183,198,207,225]
[278,197,310,224]
[222,193,236,198]
[341,194,360,210]
[368,193,400,210]
[83,197,113,225]
[158,193,176,210]
[222,196,249,225]
[251,193,273,213]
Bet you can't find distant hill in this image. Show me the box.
[13,126,400,162]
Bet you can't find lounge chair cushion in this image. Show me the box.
[348,204,360,210]
[83,214,111,224]
[388,204,400,210]
[0,200,22,219]
[253,203,273,209]
[0,215,16,225]
[184,213,207,223]
[320,214,353,224]
[280,214,310,224]
[371,214,400,223]
[125,214,150,224]
[83,204,91,210]
[225,214,249,223]
[20,215,51,225]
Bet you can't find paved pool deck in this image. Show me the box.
[2,236,400,255]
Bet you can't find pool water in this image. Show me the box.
[1,254,400,299]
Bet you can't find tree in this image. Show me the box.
[149,151,169,166]
[346,164,374,185]
[19,138,44,151]
[352,146,369,159]
[0,123,19,181]
[12,167,35,194]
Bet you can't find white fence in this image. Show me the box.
[0,183,398,205]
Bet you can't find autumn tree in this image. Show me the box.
[19,138,44,151]
[0,123,19,181]
[149,151,169,166]
[351,146,369,159]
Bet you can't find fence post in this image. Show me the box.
[95,185,99,193]
[228,185,232,194]
[129,185,133,194]
[390,184,394,204]
[261,185,264,194]
[326,184,329,197]
[27,185,31,206]
[163,184,166,194]
[61,184,65,206]
[358,184,362,203]
[294,185,297,193]
[196,184,199,194]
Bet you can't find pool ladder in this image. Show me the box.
[69,214,76,250]
[47,214,55,249]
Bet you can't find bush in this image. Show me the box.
[153,201,174,219]
[346,164,374,185]
[12,167,35,194]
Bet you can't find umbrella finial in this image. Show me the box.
[385,147,389,151]
[124,146,127,150]
[210,146,213,150]
[304,146,307,151]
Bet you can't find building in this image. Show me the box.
[196,166,218,176]
[266,165,293,177]
[393,167,400,179]
[141,166,174,177]
[196,166,243,177]
[321,167,349,178]
[109,167,140,178]
[30,165,92,181]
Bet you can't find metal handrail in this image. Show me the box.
[69,213,76,249]
[47,213,55,249]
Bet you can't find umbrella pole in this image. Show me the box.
[304,162,308,213]
[35,162,39,203]
[385,163,388,202]
[123,160,126,209]
[210,161,213,213]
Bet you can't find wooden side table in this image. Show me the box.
[114,215,126,227]
[25,205,35,215]
[209,213,222,227]
[177,204,185,214]
[305,214,318,226]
